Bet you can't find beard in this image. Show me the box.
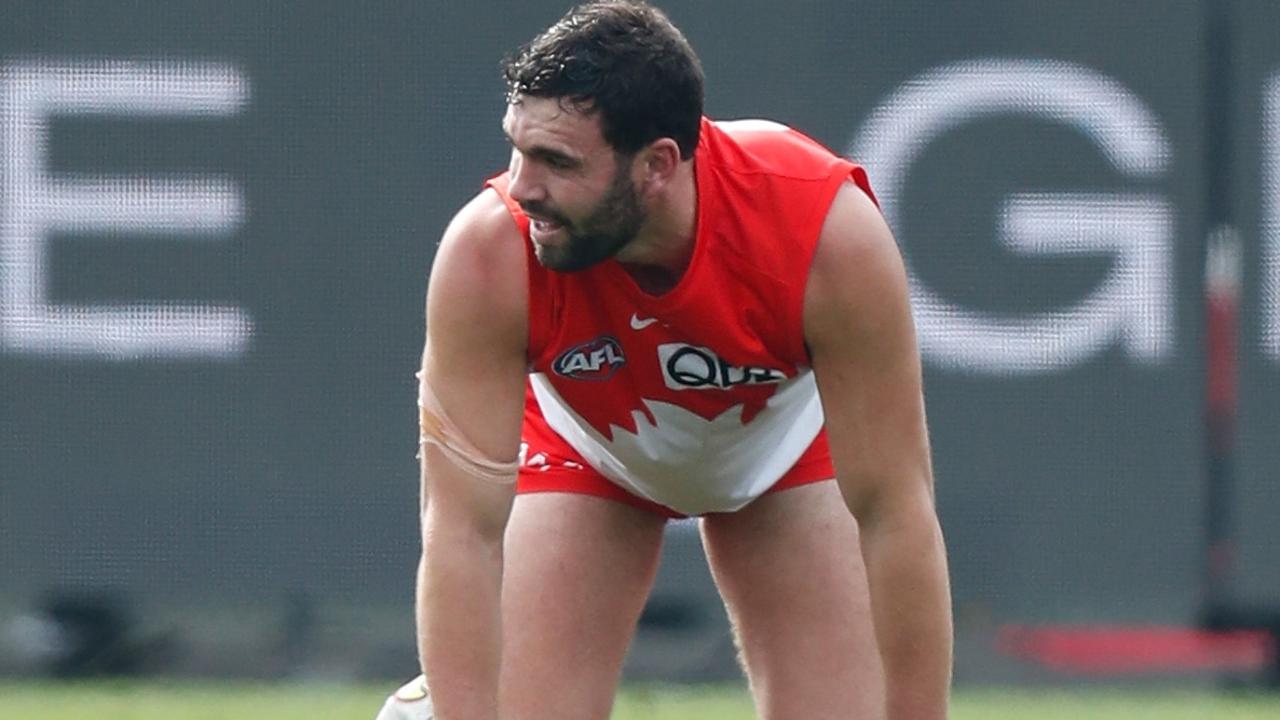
[523,163,646,273]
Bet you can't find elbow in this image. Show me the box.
[421,506,507,572]
[420,486,513,555]
[840,470,939,536]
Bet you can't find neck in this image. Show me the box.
[615,161,698,292]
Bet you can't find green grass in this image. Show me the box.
[0,681,1277,719]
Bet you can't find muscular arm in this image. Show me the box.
[804,183,953,719]
[415,190,527,720]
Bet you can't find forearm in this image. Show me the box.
[416,517,505,720]
[859,495,953,720]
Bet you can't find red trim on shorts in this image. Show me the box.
[518,466,688,519]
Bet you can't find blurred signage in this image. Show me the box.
[1264,71,1279,360]
[851,59,1173,373]
[2,55,1277,372]
[0,58,251,360]
[848,58,1280,372]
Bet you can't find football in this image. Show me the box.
[374,675,434,720]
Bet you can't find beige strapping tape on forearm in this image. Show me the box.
[416,371,518,484]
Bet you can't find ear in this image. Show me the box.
[636,138,682,197]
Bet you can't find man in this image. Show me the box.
[382,2,951,718]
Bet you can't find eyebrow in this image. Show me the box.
[502,130,583,168]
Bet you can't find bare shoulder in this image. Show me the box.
[427,188,528,353]
[803,181,911,354]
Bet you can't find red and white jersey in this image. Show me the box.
[488,118,875,515]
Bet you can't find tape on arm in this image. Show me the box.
[416,371,519,484]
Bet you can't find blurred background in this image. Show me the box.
[1,0,1278,699]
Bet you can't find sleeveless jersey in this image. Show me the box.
[487,117,875,515]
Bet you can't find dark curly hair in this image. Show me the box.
[502,1,704,160]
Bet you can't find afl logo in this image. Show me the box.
[553,336,626,381]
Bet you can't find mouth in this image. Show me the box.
[530,217,563,234]
[524,209,567,242]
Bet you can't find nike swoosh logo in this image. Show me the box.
[630,313,659,330]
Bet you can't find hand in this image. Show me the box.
[374,674,434,720]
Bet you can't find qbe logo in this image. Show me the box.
[658,343,786,390]
[553,336,626,381]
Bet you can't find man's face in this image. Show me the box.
[502,96,646,272]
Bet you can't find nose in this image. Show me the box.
[506,153,546,206]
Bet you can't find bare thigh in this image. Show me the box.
[499,492,668,720]
[700,480,884,720]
